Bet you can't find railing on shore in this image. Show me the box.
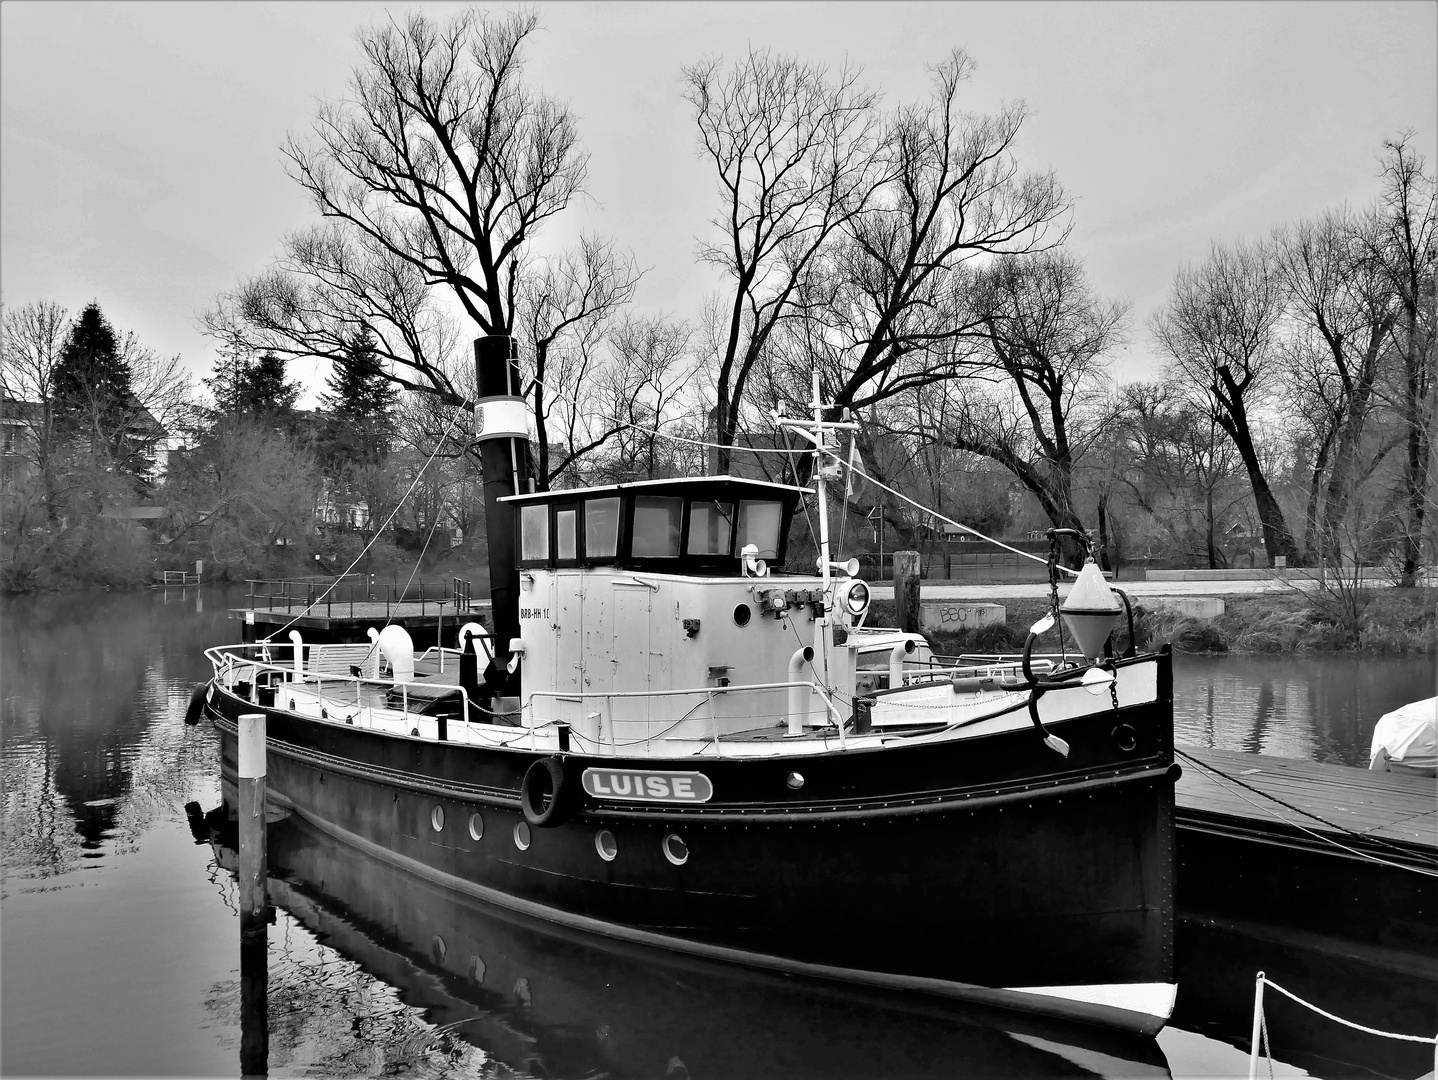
[244,576,478,619]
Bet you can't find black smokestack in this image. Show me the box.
[474,335,530,698]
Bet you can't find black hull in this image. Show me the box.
[207,652,1177,1034]
[221,811,1173,1077]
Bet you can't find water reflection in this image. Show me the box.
[1172,653,1436,766]
[201,810,1172,1079]
[1,586,235,882]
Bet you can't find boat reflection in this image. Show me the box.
[1173,915,1437,1080]
[201,807,1171,1078]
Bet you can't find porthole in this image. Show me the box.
[786,771,805,790]
[594,829,618,862]
[468,812,485,841]
[431,805,445,832]
[663,833,689,866]
[514,821,532,851]
[733,603,752,627]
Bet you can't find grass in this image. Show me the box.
[866,589,1436,656]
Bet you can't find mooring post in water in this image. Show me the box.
[238,713,267,927]
[238,712,268,1077]
[893,550,921,635]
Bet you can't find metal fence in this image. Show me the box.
[244,576,478,618]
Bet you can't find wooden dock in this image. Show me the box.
[1173,743,1436,957]
[234,577,491,647]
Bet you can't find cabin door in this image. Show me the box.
[611,583,652,721]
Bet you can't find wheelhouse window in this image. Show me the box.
[737,500,783,559]
[520,505,549,561]
[555,508,577,561]
[585,498,620,559]
[687,501,735,556]
[632,496,682,558]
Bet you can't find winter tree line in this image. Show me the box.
[3,8,1433,589]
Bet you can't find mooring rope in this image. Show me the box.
[262,408,465,643]
[1259,975,1438,1043]
[1175,747,1438,876]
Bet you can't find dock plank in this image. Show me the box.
[1175,743,1437,855]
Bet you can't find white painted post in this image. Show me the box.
[238,709,269,1076]
[1248,971,1266,1079]
[237,713,267,929]
[288,630,304,679]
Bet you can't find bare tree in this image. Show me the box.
[1365,136,1436,585]
[1272,208,1395,565]
[205,5,604,446]
[809,51,1069,418]
[1,301,70,521]
[1152,239,1301,566]
[935,251,1125,559]
[514,236,641,486]
[289,8,584,336]
[683,48,881,468]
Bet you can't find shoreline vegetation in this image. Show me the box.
[870,590,1437,657]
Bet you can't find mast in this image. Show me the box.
[774,374,858,706]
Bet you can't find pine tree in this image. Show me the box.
[240,354,301,416]
[52,303,135,440]
[204,350,300,419]
[320,330,396,466]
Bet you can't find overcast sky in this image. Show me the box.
[2,1,1434,404]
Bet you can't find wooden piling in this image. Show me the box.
[893,550,921,634]
[238,713,267,928]
[237,711,268,1076]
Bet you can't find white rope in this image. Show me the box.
[264,408,464,641]
[1260,975,1438,1044]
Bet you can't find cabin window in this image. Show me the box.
[556,508,577,560]
[737,500,783,559]
[687,501,735,555]
[520,505,549,561]
[632,496,682,557]
[586,498,620,559]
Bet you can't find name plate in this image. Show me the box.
[582,768,713,803]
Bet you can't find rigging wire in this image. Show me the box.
[519,366,1070,577]
[262,407,466,643]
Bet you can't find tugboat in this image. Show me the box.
[196,335,1178,1036]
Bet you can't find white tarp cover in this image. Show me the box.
[1369,697,1437,774]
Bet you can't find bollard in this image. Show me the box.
[238,713,267,930]
[893,550,921,635]
[237,712,268,1076]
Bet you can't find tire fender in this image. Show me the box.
[520,756,569,827]
[184,683,210,727]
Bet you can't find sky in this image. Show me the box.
[2,0,1435,405]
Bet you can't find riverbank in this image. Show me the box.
[871,587,1437,656]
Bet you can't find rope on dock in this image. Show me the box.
[1174,747,1438,877]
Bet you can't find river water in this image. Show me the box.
[1,586,1432,1079]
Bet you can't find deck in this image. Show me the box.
[1174,744,1436,855]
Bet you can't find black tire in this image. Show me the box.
[521,756,568,827]
[183,683,210,726]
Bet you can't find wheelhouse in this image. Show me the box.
[503,477,806,575]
